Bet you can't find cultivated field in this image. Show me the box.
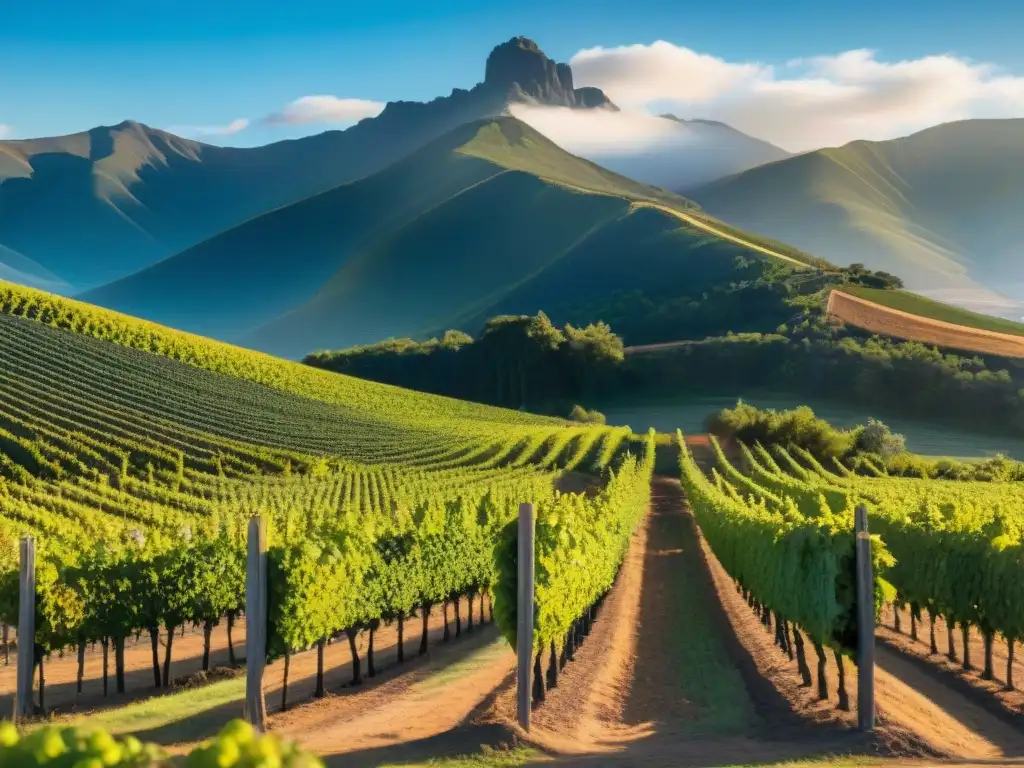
[3,280,1024,767]
[827,288,1024,357]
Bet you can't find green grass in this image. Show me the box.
[59,678,246,741]
[840,286,1024,336]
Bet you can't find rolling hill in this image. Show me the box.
[3,36,787,291]
[690,119,1024,318]
[83,116,817,359]
[0,37,619,292]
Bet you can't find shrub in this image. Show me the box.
[707,401,856,461]
[569,405,606,425]
[855,418,906,460]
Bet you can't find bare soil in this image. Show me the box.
[0,595,487,727]
[879,604,1024,722]
[828,290,1024,358]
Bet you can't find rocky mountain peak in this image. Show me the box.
[483,36,615,110]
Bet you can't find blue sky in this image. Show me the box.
[2,0,1022,147]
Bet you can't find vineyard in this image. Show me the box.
[680,430,1024,708]
[0,279,650,717]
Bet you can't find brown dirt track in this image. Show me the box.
[827,290,1024,358]
[277,477,1024,766]
[18,476,1024,767]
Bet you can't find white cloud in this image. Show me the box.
[264,95,384,126]
[509,104,685,155]
[563,42,1024,151]
[0,125,12,139]
[171,118,250,137]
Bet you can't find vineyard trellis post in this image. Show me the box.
[244,516,268,731]
[855,504,875,731]
[14,536,35,722]
[517,502,535,731]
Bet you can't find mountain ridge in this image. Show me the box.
[82,116,805,359]
[689,117,1024,316]
[0,37,618,292]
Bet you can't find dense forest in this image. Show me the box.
[305,283,1024,438]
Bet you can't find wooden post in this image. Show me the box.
[855,505,875,731]
[14,537,35,722]
[516,502,535,731]
[244,516,268,731]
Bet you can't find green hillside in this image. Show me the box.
[0,280,562,439]
[86,117,815,359]
[0,38,622,291]
[691,118,1024,316]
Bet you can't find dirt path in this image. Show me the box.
[630,202,810,269]
[281,476,1024,764]
[498,477,866,768]
[273,628,516,768]
[873,644,1024,758]
[880,604,1024,718]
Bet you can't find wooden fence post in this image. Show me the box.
[14,536,35,722]
[855,504,875,731]
[244,516,268,731]
[516,502,535,731]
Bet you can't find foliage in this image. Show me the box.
[855,419,906,461]
[707,402,858,462]
[840,263,904,290]
[305,312,627,412]
[683,432,894,651]
[0,719,323,767]
[493,431,655,651]
[761,443,1024,646]
[625,330,1024,440]
[568,406,606,425]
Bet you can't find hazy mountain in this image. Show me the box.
[84,117,804,359]
[690,119,1024,316]
[0,36,616,291]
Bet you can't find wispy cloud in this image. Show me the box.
[264,95,384,126]
[0,125,12,139]
[170,118,250,138]
[557,41,1024,151]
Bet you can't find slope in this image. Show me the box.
[690,118,1024,316]
[0,279,561,439]
[82,117,693,345]
[0,37,617,291]
[85,116,818,359]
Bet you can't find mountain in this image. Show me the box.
[83,116,813,359]
[0,36,616,292]
[689,119,1024,316]
[655,116,791,189]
